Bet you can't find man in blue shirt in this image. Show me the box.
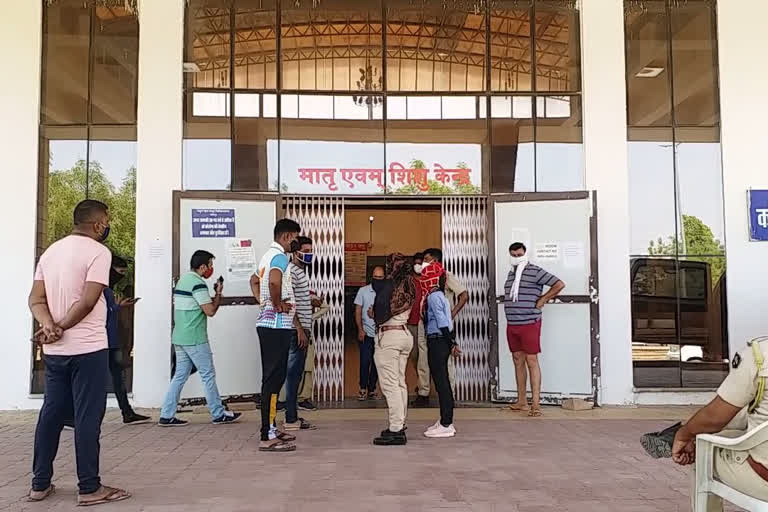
[104,256,149,425]
[354,266,384,400]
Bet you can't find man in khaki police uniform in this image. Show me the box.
[643,338,768,511]
[411,248,468,408]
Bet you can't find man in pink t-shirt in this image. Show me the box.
[27,200,131,506]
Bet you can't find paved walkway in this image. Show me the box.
[0,407,743,511]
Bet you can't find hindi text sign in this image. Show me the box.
[749,190,768,241]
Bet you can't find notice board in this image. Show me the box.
[344,242,368,287]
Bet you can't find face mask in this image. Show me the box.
[298,251,313,265]
[371,278,386,293]
[202,266,214,279]
[421,261,433,271]
[109,269,125,289]
[510,255,528,267]
[413,263,423,274]
[99,225,111,242]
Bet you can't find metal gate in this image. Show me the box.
[442,197,491,401]
[283,196,346,402]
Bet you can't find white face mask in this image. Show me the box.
[413,263,423,274]
[422,260,433,270]
[510,255,528,267]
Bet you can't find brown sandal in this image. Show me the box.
[77,485,131,507]
[277,431,296,442]
[528,408,542,417]
[28,484,56,502]
[259,439,296,452]
[507,402,530,412]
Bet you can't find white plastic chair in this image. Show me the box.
[695,421,768,511]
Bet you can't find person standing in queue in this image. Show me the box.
[27,199,131,506]
[355,266,384,400]
[420,261,458,438]
[504,242,564,417]
[158,250,241,427]
[283,236,318,432]
[407,253,425,398]
[255,219,301,452]
[372,253,416,446]
[411,248,468,407]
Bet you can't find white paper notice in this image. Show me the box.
[535,242,560,263]
[226,239,256,282]
[149,239,164,260]
[563,241,585,269]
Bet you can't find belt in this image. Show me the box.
[378,325,406,333]
[747,456,768,482]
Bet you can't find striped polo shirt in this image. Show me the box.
[289,262,312,330]
[503,263,560,326]
[172,271,212,345]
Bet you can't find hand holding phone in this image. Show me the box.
[215,276,224,295]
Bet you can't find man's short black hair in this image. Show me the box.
[73,199,109,226]
[112,254,129,269]
[423,248,443,263]
[509,242,527,253]
[296,235,312,247]
[274,218,301,239]
[190,250,215,270]
[413,252,424,261]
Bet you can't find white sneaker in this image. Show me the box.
[424,421,441,435]
[424,424,456,438]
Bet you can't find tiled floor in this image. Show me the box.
[0,407,744,511]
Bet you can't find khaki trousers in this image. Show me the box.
[374,328,413,432]
[410,321,455,397]
[278,342,314,402]
[693,409,768,511]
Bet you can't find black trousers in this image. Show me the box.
[108,348,133,418]
[33,349,108,494]
[427,335,454,427]
[257,327,291,441]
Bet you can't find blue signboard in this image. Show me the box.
[749,190,768,241]
[192,208,236,238]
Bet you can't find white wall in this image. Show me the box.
[717,1,768,355]
[580,0,634,404]
[131,0,184,407]
[0,0,42,410]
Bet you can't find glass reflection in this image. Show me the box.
[490,96,534,192]
[534,1,581,93]
[185,0,231,89]
[235,0,277,90]
[535,96,583,191]
[184,93,231,190]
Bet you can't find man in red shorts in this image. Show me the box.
[503,242,564,417]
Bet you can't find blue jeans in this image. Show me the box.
[160,343,225,420]
[285,330,308,424]
[360,335,378,392]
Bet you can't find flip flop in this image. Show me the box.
[77,486,131,507]
[28,484,55,502]
[507,403,530,412]
[277,431,297,442]
[528,408,542,417]
[259,440,296,452]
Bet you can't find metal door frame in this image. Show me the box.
[488,191,600,405]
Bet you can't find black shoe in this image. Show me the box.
[410,395,429,408]
[212,412,242,425]
[374,429,407,446]
[158,417,188,427]
[298,400,317,411]
[123,413,151,425]
[276,401,286,411]
[640,422,682,459]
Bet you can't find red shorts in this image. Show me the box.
[506,321,542,355]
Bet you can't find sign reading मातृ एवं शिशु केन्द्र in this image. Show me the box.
[192,208,235,238]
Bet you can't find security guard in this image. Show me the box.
[644,338,768,511]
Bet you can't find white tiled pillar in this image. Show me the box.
[0,0,42,410]
[132,0,185,407]
[580,0,634,404]
[717,1,768,355]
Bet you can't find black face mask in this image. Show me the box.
[371,278,386,293]
[109,269,125,289]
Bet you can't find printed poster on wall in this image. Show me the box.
[226,239,256,282]
[535,242,560,263]
[345,242,369,287]
[192,209,236,238]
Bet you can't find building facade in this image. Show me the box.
[1,0,766,410]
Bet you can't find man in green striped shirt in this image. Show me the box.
[158,250,241,427]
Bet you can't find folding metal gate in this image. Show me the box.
[442,197,491,401]
[283,196,346,402]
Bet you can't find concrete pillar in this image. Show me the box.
[0,0,43,410]
[132,0,185,407]
[717,0,768,354]
[580,0,634,404]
